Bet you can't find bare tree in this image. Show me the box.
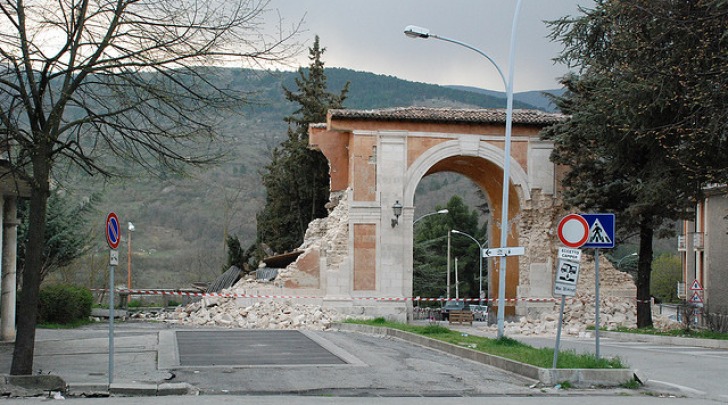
[0,0,300,375]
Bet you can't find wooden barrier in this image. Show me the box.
[448,310,474,325]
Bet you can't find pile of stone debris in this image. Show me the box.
[147,295,351,330]
[472,294,683,337]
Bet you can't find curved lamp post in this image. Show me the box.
[413,208,449,226]
[404,0,523,338]
[616,252,638,268]
[451,229,485,307]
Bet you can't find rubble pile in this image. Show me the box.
[151,296,352,330]
[480,294,638,336]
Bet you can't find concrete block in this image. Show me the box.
[109,382,157,396]
[157,382,198,396]
[66,382,109,397]
[5,374,66,392]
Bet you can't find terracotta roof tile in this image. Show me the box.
[329,107,565,125]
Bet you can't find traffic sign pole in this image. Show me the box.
[108,258,114,385]
[553,295,566,369]
[595,248,601,359]
[105,212,120,385]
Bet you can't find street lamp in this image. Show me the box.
[127,222,135,304]
[413,208,449,225]
[405,0,524,338]
[615,252,638,269]
[451,229,485,307]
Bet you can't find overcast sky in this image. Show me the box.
[264,0,592,92]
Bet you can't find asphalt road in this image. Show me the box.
[0,395,718,405]
[514,332,728,402]
[2,320,726,404]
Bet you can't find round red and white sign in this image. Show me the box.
[557,214,589,248]
[106,212,120,250]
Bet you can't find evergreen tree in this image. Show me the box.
[544,0,727,327]
[17,192,96,283]
[257,36,349,255]
[413,196,487,300]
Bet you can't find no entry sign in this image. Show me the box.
[557,214,589,248]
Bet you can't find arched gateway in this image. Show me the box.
[295,107,568,322]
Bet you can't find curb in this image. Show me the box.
[2,375,198,397]
[600,331,728,349]
[335,323,633,387]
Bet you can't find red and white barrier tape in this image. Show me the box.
[92,289,651,304]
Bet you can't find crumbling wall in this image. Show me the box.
[511,189,637,332]
[268,190,349,289]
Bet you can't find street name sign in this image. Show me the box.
[482,247,525,257]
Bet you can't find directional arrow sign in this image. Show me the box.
[482,247,525,257]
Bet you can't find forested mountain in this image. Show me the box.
[56,67,558,290]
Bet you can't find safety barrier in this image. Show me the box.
[92,288,651,304]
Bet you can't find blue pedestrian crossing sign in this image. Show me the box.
[580,213,615,249]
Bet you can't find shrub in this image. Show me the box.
[128,299,143,308]
[38,284,93,325]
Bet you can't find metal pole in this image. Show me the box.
[479,245,483,307]
[447,231,451,300]
[108,261,115,385]
[553,295,566,369]
[595,248,601,359]
[127,231,131,304]
[496,0,524,339]
[455,257,459,300]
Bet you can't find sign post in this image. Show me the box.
[105,212,120,385]
[553,247,582,368]
[581,213,615,359]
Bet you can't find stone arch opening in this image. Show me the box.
[412,172,490,306]
[405,144,526,317]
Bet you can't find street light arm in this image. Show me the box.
[451,229,483,249]
[413,209,449,225]
[403,26,507,90]
[426,34,508,90]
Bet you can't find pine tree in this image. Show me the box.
[257,36,349,255]
[413,196,486,300]
[544,0,727,327]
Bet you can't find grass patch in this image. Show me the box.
[620,378,641,389]
[347,319,625,369]
[38,318,96,329]
[611,326,728,340]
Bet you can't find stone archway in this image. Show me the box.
[303,107,565,321]
[403,148,527,318]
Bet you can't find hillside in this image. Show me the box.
[59,67,559,291]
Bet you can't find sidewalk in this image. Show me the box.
[0,322,193,397]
